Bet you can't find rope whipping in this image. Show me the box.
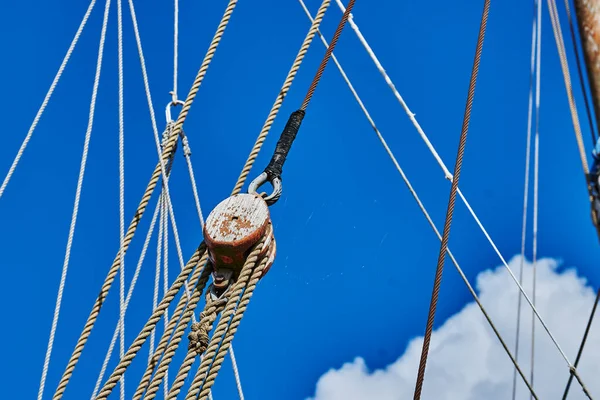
[185,3,357,398]
[413,1,490,398]
[248,0,356,204]
[56,0,240,398]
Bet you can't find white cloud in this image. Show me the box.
[308,255,600,400]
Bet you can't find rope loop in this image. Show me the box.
[188,290,228,356]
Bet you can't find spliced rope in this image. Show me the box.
[512,3,537,399]
[230,0,331,195]
[184,238,269,400]
[38,1,111,399]
[52,0,238,396]
[0,0,97,201]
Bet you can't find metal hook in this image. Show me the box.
[165,99,185,123]
[248,172,282,206]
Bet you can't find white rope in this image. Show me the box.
[117,0,126,397]
[37,1,111,398]
[127,0,177,244]
[91,198,162,400]
[512,4,537,400]
[530,0,542,392]
[229,346,245,400]
[0,0,97,201]
[149,194,164,362]
[334,0,575,369]
[162,190,171,396]
[182,138,206,228]
[512,5,537,400]
[172,0,179,103]
[298,2,534,391]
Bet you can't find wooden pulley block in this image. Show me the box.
[203,193,275,289]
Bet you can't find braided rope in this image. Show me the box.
[94,246,206,400]
[184,237,267,400]
[197,256,269,400]
[52,1,238,397]
[230,0,331,195]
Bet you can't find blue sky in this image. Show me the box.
[1,0,599,399]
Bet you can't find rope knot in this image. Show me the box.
[188,321,210,356]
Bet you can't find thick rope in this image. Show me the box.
[137,260,212,400]
[512,4,537,400]
[413,1,490,398]
[230,0,331,195]
[299,0,355,111]
[184,237,267,400]
[38,1,110,398]
[117,0,126,397]
[197,256,269,400]
[90,158,175,399]
[52,0,237,396]
[0,0,97,201]
[130,264,210,400]
[546,0,589,175]
[94,246,207,400]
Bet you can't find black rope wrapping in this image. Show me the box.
[263,109,305,180]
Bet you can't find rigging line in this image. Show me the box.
[117,0,126,398]
[37,1,111,399]
[563,289,600,399]
[168,3,334,397]
[512,3,537,399]
[564,0,598,145]
[298,3,537,394]
[162,194,170,399]
[547,0,589,175]
[149,195,164,362]
[182,136,206,228]
[530,0,542,396]
[548,0,595,395]
[172,0,179,102]
[229,346,245,400]
[0,0,97,201]
[299,0,355,111]
[52,0,236,394]
[184,238,268,400]
[336,0,576,370]
[230,0,331,195]
[413,1,490,399]
[90,196,162,400]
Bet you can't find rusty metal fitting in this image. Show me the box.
[203,193,276,289]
